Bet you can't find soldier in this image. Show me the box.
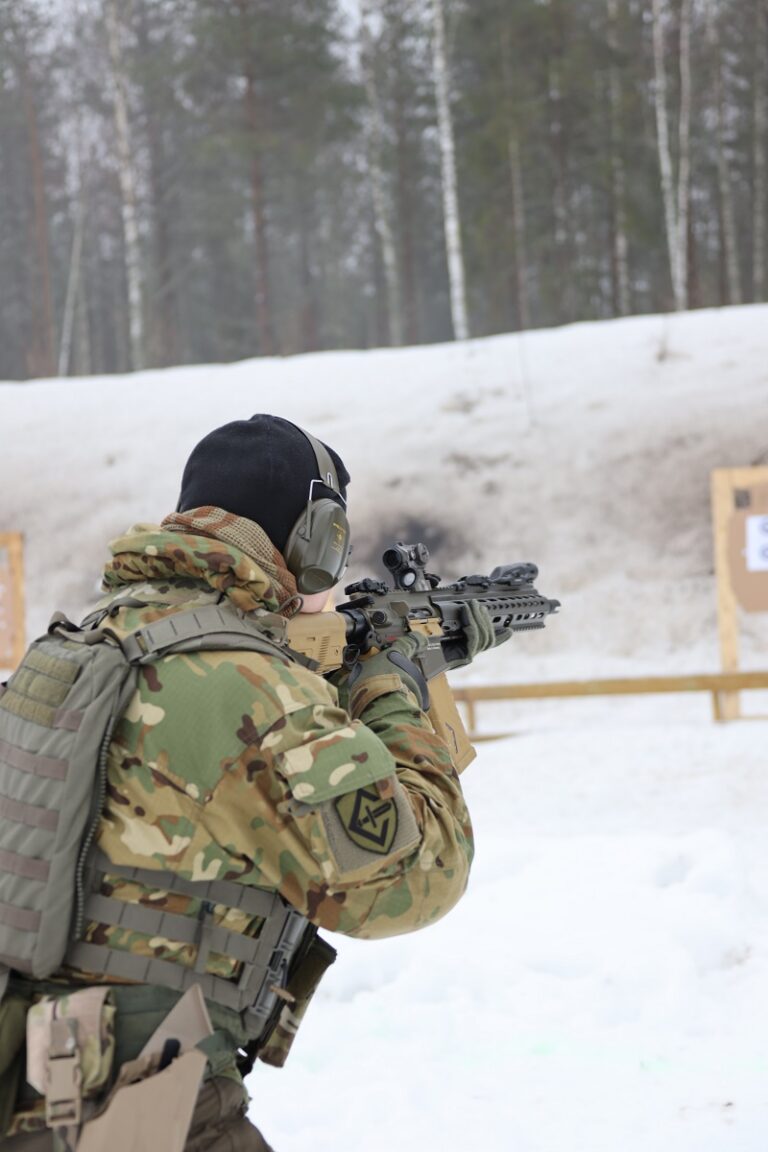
[1,415,492,1150]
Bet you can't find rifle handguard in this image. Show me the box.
[441,599,500,671]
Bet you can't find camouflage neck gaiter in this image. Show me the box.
[161,506,299,609]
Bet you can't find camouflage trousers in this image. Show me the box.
[2,1077,275,1152]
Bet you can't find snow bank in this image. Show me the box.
[251,701,768,1152]
[2,305,767,675]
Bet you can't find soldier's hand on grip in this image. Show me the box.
[442,600,508,670]
[345,633,431,714]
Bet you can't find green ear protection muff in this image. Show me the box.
[283,427,352,594]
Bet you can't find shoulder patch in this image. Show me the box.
[334,788,398,855]
[320,776,421,877]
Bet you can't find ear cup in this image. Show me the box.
[283,498,352,593]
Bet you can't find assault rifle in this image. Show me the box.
[286,542,560,771]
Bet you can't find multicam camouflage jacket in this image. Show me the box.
[89,511,474,929]
[5,509,474,1139]
[75,510,474,973]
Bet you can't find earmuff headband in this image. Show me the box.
[284,423,352,594]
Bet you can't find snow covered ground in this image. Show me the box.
[2,305,768,1149]
[256,698,768,1152]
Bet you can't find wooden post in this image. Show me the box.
[711,471,741,719]
[0,533,26,672]
[711,467,768,720]
[464,697,477,738]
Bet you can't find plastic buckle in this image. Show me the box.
[46,1018,82,1129]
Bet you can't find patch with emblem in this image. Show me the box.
[334,787,399,855]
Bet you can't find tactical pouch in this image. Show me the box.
[26,987,116,1105]
[76,1048,207,1152]
[258,934,337,1068]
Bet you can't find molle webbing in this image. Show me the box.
[1,649,79,728]
[68,853,307,1029]
[0,601,310,1036]
[0,632,135,980]
[114,603,294,665]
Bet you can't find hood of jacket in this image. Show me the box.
[101,507,298,615]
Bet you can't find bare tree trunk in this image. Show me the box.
[687,196,701,308]
[76,266,92,377]
[298,181,319,353]
[105,0,144,370]
[137,0,178,366]
[549,58,570,318]
[393,10,419,345]
[20,55,56,377]
[508,134,531,331]
[652,0,688,311]
[546,0,573,323]
[500,19,531,331]
[58,192,86,377]
[370,211,389,347]
[236,0,276,357]
[607,0,631,316]
[705,0,741,305]
[59,63,88,379]
[360,0,403,346]
[430,0,469,340]
[676,0,693,309]
[395,110,419,345]
[652,0,678,306]
[242,76,275,356]
[753,0,768,301]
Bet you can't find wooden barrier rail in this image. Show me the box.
[452,671,768,740]
[0,533,25,672]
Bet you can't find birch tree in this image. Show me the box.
[136,0,179,367]
[235,0,276,358]
[389,0,420,344]
[7,3,58,378]
[58,192,86,377]
[59,0,90,377]
[546,0,573,322]
[7,0,768,382]
[430,0,469,340]
[360,0,403,346]
[607,0,631,316]
[19,46,57,377]
[705,0,741,305]
[105,0,144,370]
[676,0,692,308]
[500,16,531,330]
[508,134,531,331]
[652,0,692,312]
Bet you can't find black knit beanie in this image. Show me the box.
[177,415,350,552]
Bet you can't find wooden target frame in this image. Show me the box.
[711,468,768,720]
[0,533,25,673]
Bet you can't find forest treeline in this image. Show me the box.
[1,0,766,380]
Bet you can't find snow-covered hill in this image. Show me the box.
[3,305,767,678]
[2,306,768,1152]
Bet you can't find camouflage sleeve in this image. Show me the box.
[234,663,474,941]
[101,649,473,943]
[329,670,475,939]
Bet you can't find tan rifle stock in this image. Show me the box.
[285,613,476,773]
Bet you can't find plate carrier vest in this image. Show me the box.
[0,602,317,1048]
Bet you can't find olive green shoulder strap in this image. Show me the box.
[115,603,315,668]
